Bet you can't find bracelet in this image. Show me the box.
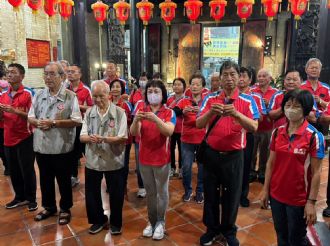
[307,198,317,204]
[51,120,56,128]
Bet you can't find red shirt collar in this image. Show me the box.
[8,84,24,95]
[69,81,84,92]
[145,104,166,113]
[283,119,309,136]
[219,88,240,101]
[306,80,320,90]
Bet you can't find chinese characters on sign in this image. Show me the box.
[26,39,51,68]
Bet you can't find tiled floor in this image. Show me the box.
[0,152,329,246]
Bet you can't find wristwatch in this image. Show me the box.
[51,120,56,128]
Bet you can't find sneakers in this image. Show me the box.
[71,177,80,188]
[182,191,193,202]
[142,223,154,237]
[200,231,220,246]
[152,223,165,240]
[137,188,146,198]
[110,225,122,235]
[28,202,38,211]
[195,192,204,204]
[323,206,330,217]
[89,224,105,234]
[5,199,29,209]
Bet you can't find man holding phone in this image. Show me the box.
[196,61,260,246]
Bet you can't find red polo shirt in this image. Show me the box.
[69,82,93,114]
[0,91,4,129]
[0,85,34,146]
[268,91,287,128]
[300,80,330,110]
[112,97,133,145]
[269,121,325,206]
[199,88,260,151]
[177,95,206,144]
[167,94,184,133]
[129,88,144,107]
[244,88,267,116]
[251,85,278,131]
[138,104,176,166]
[184,88,210,98]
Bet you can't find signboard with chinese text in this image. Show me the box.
[26,39,51,68]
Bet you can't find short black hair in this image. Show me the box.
[240,67,252,79]
[145,79,167,105]
[281,89,314,117]
[70,64,82,73]
[107,60,117,66]
[172,77,186,91]
[0,61,6,78]
[152,72,162,80]
[139,71,149,79]
[189,74,206,87]
[110,79,125,95]
[220,60,240,75]
[284,69,302,80]
[8,63,25,75]
[247,66,256,85]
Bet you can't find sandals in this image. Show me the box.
[34,209,57,221]
[58,210,71,225]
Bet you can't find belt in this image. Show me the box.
[218,149,241,155]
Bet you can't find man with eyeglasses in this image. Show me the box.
[28,62,82,225]
[67,65,93,188]
[0,63,37,211]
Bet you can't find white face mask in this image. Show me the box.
[147,93,162,105]
[284,107,303,122]
[139,80,147,89]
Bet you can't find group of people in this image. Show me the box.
[0,57,329,246]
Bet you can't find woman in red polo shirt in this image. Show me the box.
[130,80,176,241]
[177,74,206,203]
[261,89,325,246]
[166,77,186,178]
[110,79,133,197]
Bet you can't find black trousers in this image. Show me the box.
[170,132,182,169]
[241,132,254,201]
[0,128,8,170]
[71,126,85,178]
[36,152,73,211]
[4,135,36,202]
[85,167,125,228]
[123,144,132,189]
[203,146,243,244]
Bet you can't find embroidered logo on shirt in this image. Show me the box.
[293,148,306,155]
[109,120,115,128]
[57,104,65,110]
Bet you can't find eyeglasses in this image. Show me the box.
[43,72,59,77]
[67,70,79,74]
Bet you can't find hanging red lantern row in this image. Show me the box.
[328,0,330,9]
[27,0,43,15]
[235,0,255,23]
[44,0,58,18]
[209,0,227,24]
[136,0,154,26]
[91,0,109,25]
[113,0,130,26]
[59,0,74,21]
[261,0,282,21]
[8,0,24,12]
[184,0,203,24]
[289,0,309,20]
[159,0,177,26]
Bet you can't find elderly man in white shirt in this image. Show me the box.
[28,62,82,225]
[80,80,127,235]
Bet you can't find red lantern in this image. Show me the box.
[209,0,227,24]
[184,0,203,24]
[27,0,43,15]
[136,0,154,26]
[59,0,74,21]
[328,0,330,9]
[8,0,24,12]
[44,0,58,18]
[289,0,309,20]
[235,0,255,23]
[159,0,177,26]
[113,0,131,26]
[262,0,281,21]
[91,0,109,25]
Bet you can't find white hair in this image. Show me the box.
[91,80,110,94]
[257,68,272,78]
[306,58,322,69]
[210,72,220,78]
